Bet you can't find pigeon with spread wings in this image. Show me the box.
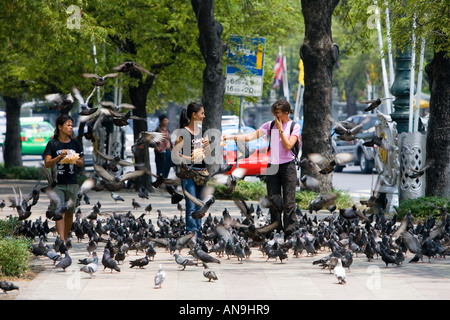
[307,152,353,174]
[82,72,119,86]
[113,61,156,77]
[183,186,215,220]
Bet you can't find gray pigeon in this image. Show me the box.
[111,192,124,202]
[174,253,198,270]
[80,252,98,278]
[191,244,221,264]
[46,249,62,265]
[0,280,19,294]
[102,248,121,273]
[202,263,218,282]
[55,250,72,272]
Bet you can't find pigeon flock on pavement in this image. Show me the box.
[1,64,449,294]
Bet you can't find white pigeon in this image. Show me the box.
[333,258,346,284]
[154,264,166,288]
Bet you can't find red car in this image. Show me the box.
[221,125,269,176]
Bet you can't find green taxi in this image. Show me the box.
[20,117,55,157]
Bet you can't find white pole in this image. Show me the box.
[385,5,395,87]
[282,50,290,104]
[408,16,416,133]
[375,4,392,115]
[414,37,425,132]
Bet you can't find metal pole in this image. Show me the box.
[414,37,425,132]
[408,16,416,133]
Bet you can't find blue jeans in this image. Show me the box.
[181,178,205,237]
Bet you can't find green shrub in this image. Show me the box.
[211,179,356,210]
[296,189,355,210]
[0,164,40,180]
[0,217,21,238]
[0,236,32,277]
[212,179,267,201]
[395,196,450,220]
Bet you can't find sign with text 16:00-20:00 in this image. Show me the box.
[225,35,265,97]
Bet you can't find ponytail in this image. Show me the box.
[179,102,203,128]
[179,108,190,128]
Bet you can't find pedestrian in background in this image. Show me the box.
[173,102,210,238]
[43,114,84,243]
[154,114,173,178]
[224,99,301,234]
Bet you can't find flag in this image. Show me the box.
[271,48,284,89]
[298,59,304,86]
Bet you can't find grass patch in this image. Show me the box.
[0,217,22,238]
[395,196,450,220]
[211,179,356,210]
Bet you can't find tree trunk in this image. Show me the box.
[299,0,340,191]
[192,0,227,172]
[3,96,23,168]
[425,49,450,197]
[129,70,155,192]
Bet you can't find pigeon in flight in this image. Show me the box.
[361,97,393,112]
[113,61,156,77]
[82,72,119,86]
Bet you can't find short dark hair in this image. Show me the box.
[271,99,293,115]
[158,114,167,122]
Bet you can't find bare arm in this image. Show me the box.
[223,128,264,143]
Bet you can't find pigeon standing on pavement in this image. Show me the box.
[55,250,72,272]
[0,280,19,294]
[333,258,346,284]
[111,192,125,202]
[202,263,218,282]
[132,198,141,210]
[174,253,198,270]
[102,248,121,273]
[154,264,166,288]
[80,252,98,278]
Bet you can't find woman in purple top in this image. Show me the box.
[224,99,301,234]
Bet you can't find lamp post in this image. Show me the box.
[390,47,414,134]
[390,47,427,202]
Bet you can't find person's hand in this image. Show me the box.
[191,148,204,162]
[60,149,68,159]
[274,117,283,131]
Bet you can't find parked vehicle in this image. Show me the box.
[222,125,269,176]
[20,117,55,158]
[332,114,380,173]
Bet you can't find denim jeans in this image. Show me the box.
[181,178,205,237]
[265,160,298,233]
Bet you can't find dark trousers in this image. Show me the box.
[154,149,172,178]
[265,160,298,233]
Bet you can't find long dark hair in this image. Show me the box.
[179,102,203,128]
[53,114,74,139]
